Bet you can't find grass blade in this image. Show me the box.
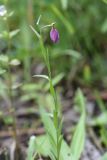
[70,89,86,160]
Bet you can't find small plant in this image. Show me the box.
[0,3,26,159]
[30,17,63,160]
[27,16,86,160]
[0,3,19,146]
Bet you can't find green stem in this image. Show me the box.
[39,36,61,160]
[4,1,18,148]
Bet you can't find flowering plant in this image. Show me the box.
[27,16,86,160]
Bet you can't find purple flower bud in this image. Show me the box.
[50,27,59,43]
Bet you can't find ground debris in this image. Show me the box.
[81,139,102,160]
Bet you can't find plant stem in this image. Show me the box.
[30,24,62,160]
[4,1,19,148]
[39,37,61,160]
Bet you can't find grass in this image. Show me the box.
[0,0,107,160]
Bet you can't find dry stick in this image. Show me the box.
[0,128,44,139]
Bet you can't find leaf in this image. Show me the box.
[0,80,7,97]
[40,108,56,142]
[44,73,65,91]
[83,65,91,83]
[33,74,49,80]
[4,116,14,125]
[100,153,107,160]
[27,135,51,160]
[90,112,107,126]
[9,29,20,38]
[75,88,86,114]
[51,4,75,34]
[71,114,85,160]
[64,49,82,59]
[101,19,107,33]
[60,140,74,160]
[0,68,6,75]
[39,108,58,159]
[9,59,20,66]
[52,49,82,60]
[34,134,74,160]
[27,136,36,160]
[36,15,42,25]
[22,83,42,92]
[34,135,51,157]
[0,55,8,63]
[102,0,107,4]
[38,92,74,159]
[60,0,68,10]
[58,135,63,156]
[30,25,41,39]
[70,89,86,160]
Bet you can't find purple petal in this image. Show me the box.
[50,28,59,43]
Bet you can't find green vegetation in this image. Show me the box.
[0,0,107,159]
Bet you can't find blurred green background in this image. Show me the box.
[1,0,107,91]
[1,1,107,158]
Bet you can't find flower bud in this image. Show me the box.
[50,27,59,43]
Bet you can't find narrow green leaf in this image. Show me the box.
[9,29,20,38]
[90,112,107,126]
[33,74,49,80]
[34,135,51,157]
[30,25,41,39]
[75,89,86,114]
[70,89,86,160]
[36,15,42,25]
[40,108,56,142]
[44,73,65,91]
[58,135,63,156]
[60,140,74,160]
[27,136,36,160]
[49,80,56,101]
[51,4,74,34]
[70,114,85,160]
[60,0,68,10]
[39,108,57,159]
